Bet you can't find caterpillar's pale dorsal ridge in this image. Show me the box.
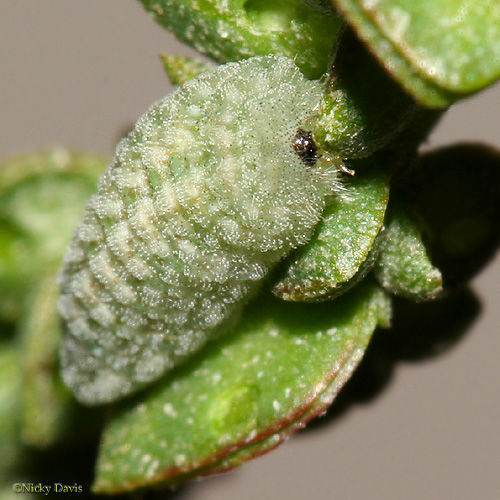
[58,55,341,405]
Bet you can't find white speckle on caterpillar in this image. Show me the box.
[58,55,341,405]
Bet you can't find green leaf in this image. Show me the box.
[94,282,391,494]
[18,271,73,448]
[395,143,500,289]
[331,0,500,106]
[17,270,103,451]
[0,343,23,474]
[160,54,216,86]
[200,283,389,476]
[140,0,344,79]
[375,207,443,301]
[0,149,106,321]
[313,31,417,158]
[0,220,30,322]
[273,157,389,301]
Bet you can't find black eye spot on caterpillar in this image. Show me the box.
[293,129,320,166]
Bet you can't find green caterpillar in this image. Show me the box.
[58,55,341,405]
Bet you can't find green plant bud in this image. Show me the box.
[375,207,443,301]
[160,54,216,86]
[313,31,416,159]
[58,55,342,406]
[140,0,344,79]
[331,0,500,107]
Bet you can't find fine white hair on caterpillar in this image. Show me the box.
[58,55,342,405]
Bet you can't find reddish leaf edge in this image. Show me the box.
[93,314,379,495]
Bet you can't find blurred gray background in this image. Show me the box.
[1,1,498,499]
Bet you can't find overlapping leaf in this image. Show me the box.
[273,156,389,301]
[331,0,500,106]
[94,282,391,494]
[140,0,343,78]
